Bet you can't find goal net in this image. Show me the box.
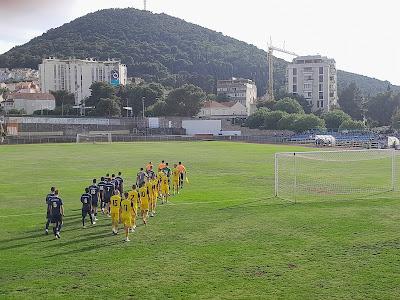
[76,133,112,144]
[275,149,397,202]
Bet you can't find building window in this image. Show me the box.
[319,75,324,82]
[306,92,312,98]
[319,84,323,92]
[304,83,312,90]
[293,76,297,84]
[293,85,297,93]
[293,68,297,75]
[320,100,324,107]
[319,67,324,74]
[305,75,312,81]
[304,67,313,72]
[319,92,324,100]
[330,92,334,97]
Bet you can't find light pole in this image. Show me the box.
[142,96,145,119]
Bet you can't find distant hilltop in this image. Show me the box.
[0,8,398,96]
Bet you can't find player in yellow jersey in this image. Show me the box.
[172,164,180,195]
[110,190,121,235]
[120,192,133,242]
[139,181,150,225]
[146,178,155,218]
[157,170,164,194]
[151,176,158,215]
[127,184,140,232]
[160,173,170,204]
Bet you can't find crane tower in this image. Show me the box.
[267,42,298,101]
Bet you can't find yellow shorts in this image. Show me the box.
[111,212,119,222]
[121,215,132,227]
[161,186,169,195]
[141,200,149,211]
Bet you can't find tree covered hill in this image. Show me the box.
[0,8,398,96]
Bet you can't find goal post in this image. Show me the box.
[275,149,397,202]
[76,133,112,144]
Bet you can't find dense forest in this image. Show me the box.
[0,8,398,96]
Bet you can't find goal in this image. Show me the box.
[275,149,397,202]
[76,133,112,144]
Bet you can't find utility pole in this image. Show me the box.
[144,0,147,10]
[142,97,145,118]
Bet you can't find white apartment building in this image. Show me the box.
[39,58,127,104]
[216,78,257,116]
[197,101,247,118]
[286,55,338,113]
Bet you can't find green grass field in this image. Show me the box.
[0,142,399,299]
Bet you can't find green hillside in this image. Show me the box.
[0,8,398,96]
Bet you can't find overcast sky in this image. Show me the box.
[0,0,399,84]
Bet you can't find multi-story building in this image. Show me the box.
[39,57,127,104]
[286,55,338,112]
[216,78,257,116]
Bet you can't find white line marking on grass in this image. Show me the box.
[0,212,43,218]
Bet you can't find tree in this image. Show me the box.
[392,109,400,130]
[147,100,167,117]
[86,82,116,107]
[94,98,121,117]
[50,90,75,107]
[322,109,352,130]
[263,111,288,130]
[245,108,270,129]
[338,82,364,120]
[164,84,206,116]
[121,83,166,116]
[275,92,312,113]
[216,93,230,102]
[292,114,326,133]
[273,97,304,114]
[7,109,25,115]
[277,114,301,131]
[257,99,276,110]
[339,119,367,131]
[367,91,400,126]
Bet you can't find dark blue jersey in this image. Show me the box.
[46,192,55,204]
[98,181,106,192]
[88,185,99,202]
[115,176,123,188]
[80,193,92,210]
[49,197,63,216]
[104,182,114,198]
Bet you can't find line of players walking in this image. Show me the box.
[45,161,187,241]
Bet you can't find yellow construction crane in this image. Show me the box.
[267,42,298,101]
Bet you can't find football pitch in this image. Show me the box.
[0,141,399,299]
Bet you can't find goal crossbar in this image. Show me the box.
[76,133,112,144]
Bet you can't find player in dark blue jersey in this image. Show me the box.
[49,190,64,239]
[81,187,95,227]
[98,177,106,214]
[89,179,100,221]
[115,171,124,194]
[45,186,56,235]
[104,178,115,217]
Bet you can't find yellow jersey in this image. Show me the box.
[139,185,149,210]
[128,189,139,209]
[120,198,133,217]
[110,195,121,214]
[151,179,158,195]
[161,174,169,188]
[172,168,180,181]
